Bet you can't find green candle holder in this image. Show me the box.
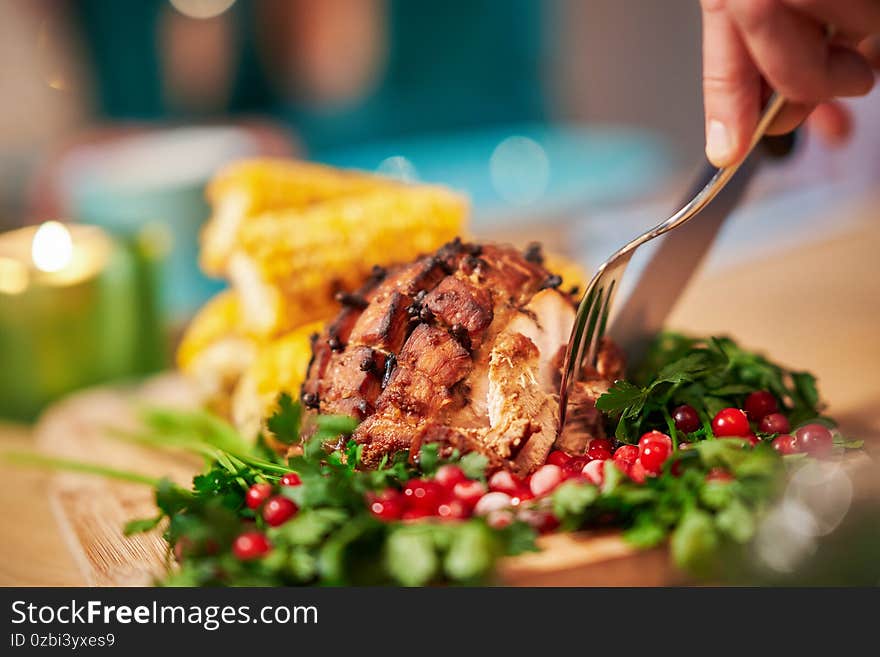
[0,223,166,422]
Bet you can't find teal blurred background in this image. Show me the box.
[1,0,878,402]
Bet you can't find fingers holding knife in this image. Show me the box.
[700,0,879,168]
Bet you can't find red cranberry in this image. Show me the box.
[262,495,298,526]
[771,434,799,455]
[588,438,614,453]
[401,508,433,521]
[452,479,487,509]
[705,467,734,483]
[437,499,470,520]
[562,456,590,479]
[795,423,834,457]
[529,464,565,497]
[488,470,525,495]
[434,464,467,490]
[712,407,750,437]
[232,531,271,560]
[280,472,302,487]
[546,450,571,467]
[759,412,791,435]
[744,390,778,421]
[403,479,445,513]
[672,404,701,433]
[744,432,760,446]
[369,489,405,521]
[587,444,613,461]
[613,444,639,468]
[638,431,672,475]
[245,482,273,510]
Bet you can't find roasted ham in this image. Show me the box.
[302,239,622,474]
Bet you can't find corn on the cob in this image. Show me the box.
[202,159,388,276]
[177,290,243,371]
[175,290,258,418]
[230,184,468,337]
[231,321,324,440]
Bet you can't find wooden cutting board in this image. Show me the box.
[32,374,679,586]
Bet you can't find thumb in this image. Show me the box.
[700,1,761,167]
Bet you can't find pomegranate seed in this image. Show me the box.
[759,412,791,434]
[509,486,534,505]
[434,464,467,490]
[629,460,648,484]
[280,472,302,487]
[638,431,673,475]
[452,479,487,509]
[771,434,799,455]
[245,482,273,510]
[672,404,701,433]
[474,491,513,516]
[529,464,565,497]
[795,423,834,457]
[744,390,778,421]
[519,509,559,533]
[262,495,297,526]
[232,531,271,560]
[562,456,590,479]
[613,445,639,468]
[437,499,470,520]
[488,470,525,495]
[369,489,405,521]
[712,408,750,437]
[582,459,605,486]
[547,450,572,467]
[705,467,734,483]
[403,479,445,513]
[486,509,514,529]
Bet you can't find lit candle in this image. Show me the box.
[0,221,163,421]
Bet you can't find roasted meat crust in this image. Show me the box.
[303,239,621,472]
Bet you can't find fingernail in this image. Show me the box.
[706,120,732,166]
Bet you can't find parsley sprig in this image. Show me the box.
[597,333,825,443]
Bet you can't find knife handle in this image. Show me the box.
[760,131,798,160]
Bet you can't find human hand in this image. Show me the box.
[700,0,880,166]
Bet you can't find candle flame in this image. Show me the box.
[32,221,74,273]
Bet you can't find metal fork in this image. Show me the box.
[558,92,788,427]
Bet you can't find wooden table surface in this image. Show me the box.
[2,196,878,587]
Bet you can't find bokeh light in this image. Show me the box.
[376,156,419,183]
[169,0,236,20]
[489,135,550,206]
[753,460,855,574]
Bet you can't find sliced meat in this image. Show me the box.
[303,239,621,473]
[554,379,612,455]
[484,332,558,475]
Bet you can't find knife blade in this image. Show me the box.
[609,133,796,367]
